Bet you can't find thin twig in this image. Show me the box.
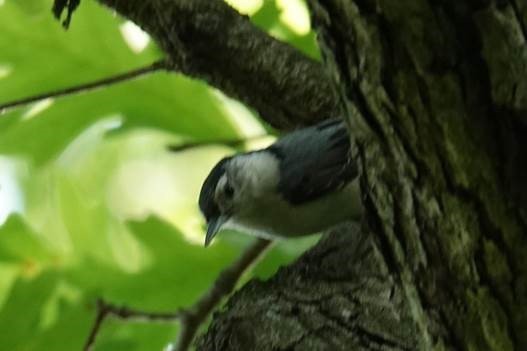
[167,134,271,153]
[83,299,182,351]
[82,238,272,351]
[0,60,168,114]
[174,238,272,351]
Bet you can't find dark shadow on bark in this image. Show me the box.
[198,223,419,351]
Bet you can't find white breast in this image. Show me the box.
[225,178,362,239]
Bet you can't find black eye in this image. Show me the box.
[224,183,235,198]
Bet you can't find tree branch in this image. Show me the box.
[174,238,272,351]
[52,0,339,129]
[83,299,182,351]
[0,60,167,114]
[83,238,272,351]
[199,223,419,350]
[94,0,338,130]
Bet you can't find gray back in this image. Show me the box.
[268,118,357,205]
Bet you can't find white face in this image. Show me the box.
[214,173,239,216]
[213,171,270,238]
[213,153,281,231]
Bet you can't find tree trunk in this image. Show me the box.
[201,1,527,350]
[92,0,527,349]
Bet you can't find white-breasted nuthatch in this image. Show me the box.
[199,118,362,246]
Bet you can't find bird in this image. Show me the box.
[198,118,362,247]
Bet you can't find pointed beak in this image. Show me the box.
[204,216,228,247]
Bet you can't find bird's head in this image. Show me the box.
[199,156,241,246]
[199,151,281,246]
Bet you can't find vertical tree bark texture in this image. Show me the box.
[307,0,527,349]
[202,1,527,350]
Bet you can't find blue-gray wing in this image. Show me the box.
[268,118,357,205]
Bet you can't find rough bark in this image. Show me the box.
[199,223,419,351]
[97,0,340,130]
[89,0,527,349]
[200,0,527,350]
[306,0,527,349]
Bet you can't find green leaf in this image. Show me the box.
[251,0,320,60]
[60,217,241,350]
[0,215,53,264]
[0,272,60,350]
[0,0,238,165]
[0,1,319,349]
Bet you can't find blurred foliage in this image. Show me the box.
[0,0,319,350]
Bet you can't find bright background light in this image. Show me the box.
[0,157,24,225]
[120,20,151,53]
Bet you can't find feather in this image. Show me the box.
[268,118,357,205]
